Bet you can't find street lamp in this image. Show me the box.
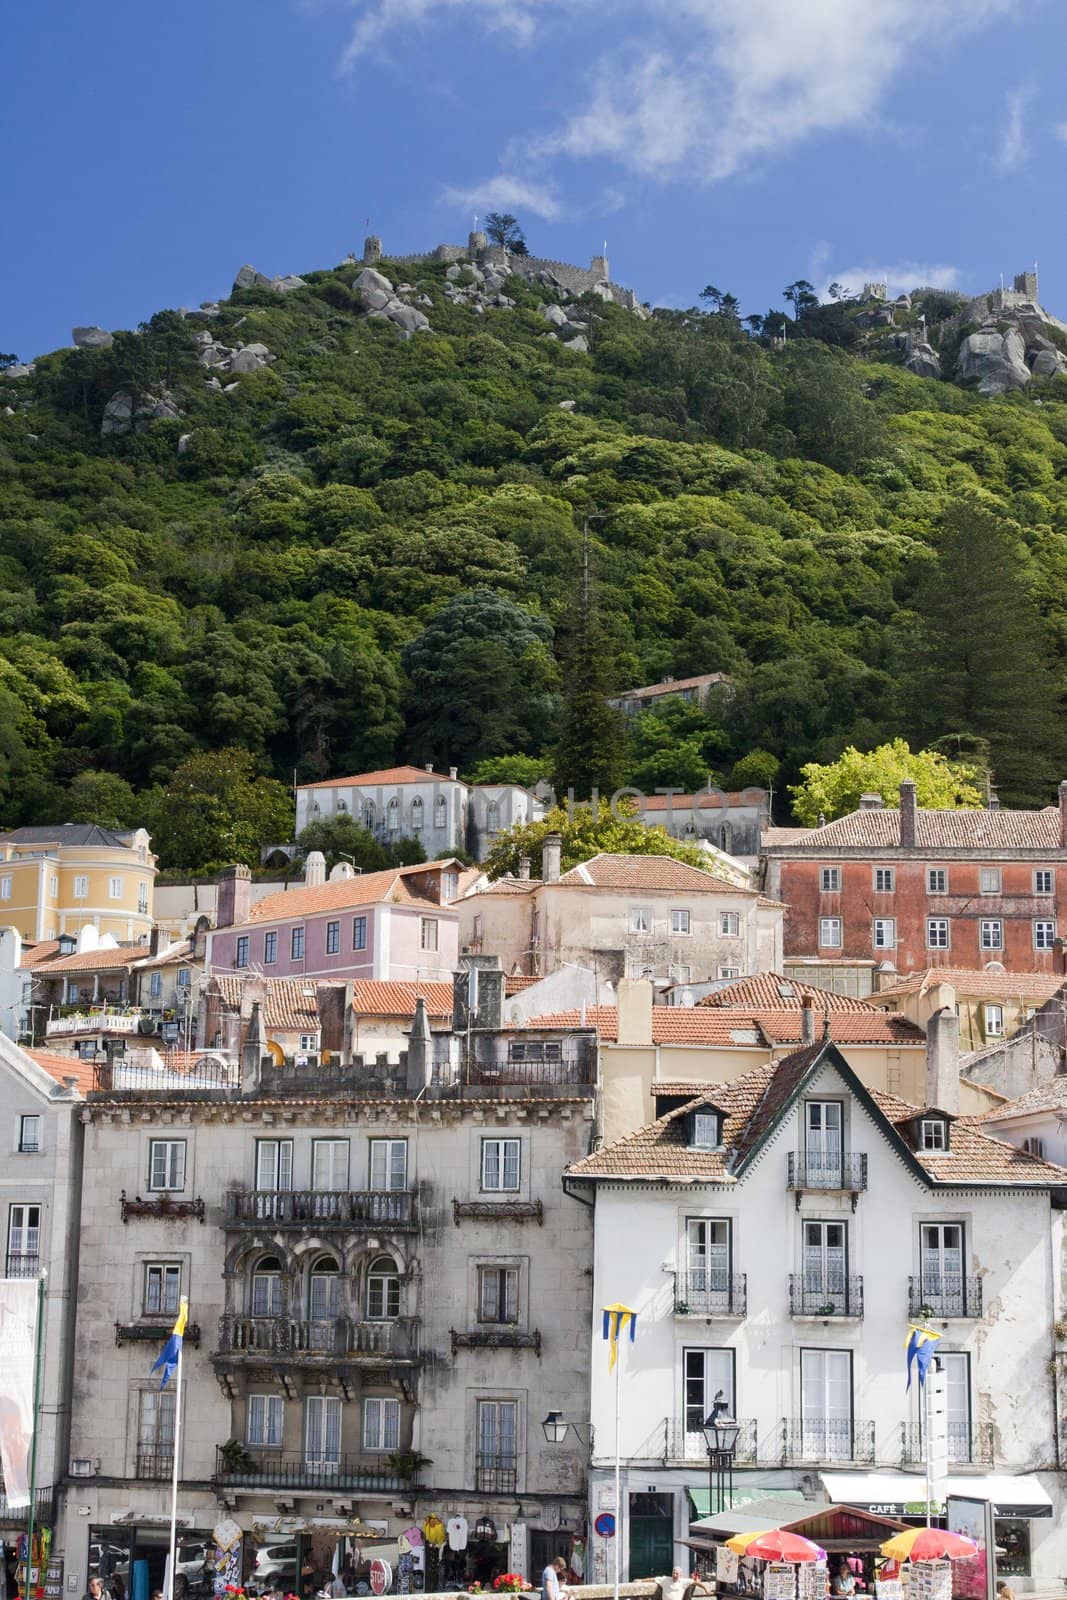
[541,1410,592,1446]
[702,1393,740,1516]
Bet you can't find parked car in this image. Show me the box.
[253,1545,299,1583]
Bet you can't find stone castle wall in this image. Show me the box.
[362,235,644,310]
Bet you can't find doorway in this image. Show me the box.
[628,1492,674,1580]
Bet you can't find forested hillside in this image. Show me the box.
[2,254,1067,865]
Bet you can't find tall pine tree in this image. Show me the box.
[905,499,1065,807]
[552,532,629,801]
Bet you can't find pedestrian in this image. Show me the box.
[541,1557,568,1600]
[655,1567,692,1600]
[82,1579,107,1600]
[997,1583,1015,1600]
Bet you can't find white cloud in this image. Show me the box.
[995,83,1034,172]
[440,174,564,221]
[1056,121,1067,142]
[821,261,962,299]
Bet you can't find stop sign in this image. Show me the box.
[370,1560,392,1596]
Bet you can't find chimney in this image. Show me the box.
[858,793,884,811]
[617,978,654,1047]
[241,1001,267,1093]
[801,994,815,1045]
[304,851,326,888]
[453,954,504,1032]
[425,763,434,774]
[899,780,917,849]
[406,996,433,1095]
[987,792,1000,812]
[149,925,164,956]
[518,855,531,881]
[542,833,562,884]
[216,864,251,929]
[329,862,355,881]
[925,1005,960,1114]
[449,766,458,781]
[1059,780,1067,848]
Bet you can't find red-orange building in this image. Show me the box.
[762,779,1067,986]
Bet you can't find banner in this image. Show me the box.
[0,1280,38,1509]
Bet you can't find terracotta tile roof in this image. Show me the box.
[556,854,755,893]
[33,944,147,974]
[242,864,454,924]
[640,790,767,812]
[299,765,461,791]
[762,827,816,847]
[25,1048,94,1094]
[19,940,60,968]
[699,973,882,1012]
[505,975,541,993]
[868,1086,1067,1184]
[979,1080,1067,1120]
[351,980,454,1019]
[138,938,196,970]
[522,1005,923,1045]
[619,673,731,702]
[870,968,1063,1005]
[766,806,1063,852]
[214,975,324,1031]
[471,878,542,896]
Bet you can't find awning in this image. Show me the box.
[820,1473,1054,1520]
[689,1491,810,1526]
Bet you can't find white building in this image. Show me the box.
[566,1019,1067,1590]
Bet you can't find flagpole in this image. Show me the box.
[924,1368,932,1528]
[24,1272,47,1600]
[165,1325,186,1600]
[613,1342,621,1600]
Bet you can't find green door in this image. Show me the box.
[628,1493,674,1580]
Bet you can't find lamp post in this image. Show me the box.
[542,1414,600,1586]
[702,1394,741,1517]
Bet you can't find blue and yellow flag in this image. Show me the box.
[602,1303,637,1371]
[905,1324,941,1390]
[151,1299,188,1390]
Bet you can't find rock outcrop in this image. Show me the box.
[905,341,942,380]
[72,326,114,350]
[955,325,1031,396]
[233,265,308,296]
[100,389,183,438]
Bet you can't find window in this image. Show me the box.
[263,931,277,965]
[326,920,340,955]
[367,1256,401,1320]
[410,797,424,834]
[69,983,80,1003]
[630,908,652,934]
[671,909,691,935]
[800,1219,848,1311]
[874,868,895,893]
[718,966,740,980]
[144,1263,182,1317]
[312,1140,350,1192]
[803,1099,845,1189]
[387,797,400,835]
[476,1399,517,1489]
[235,936,249,969]
[363,801,376,829]
[485,801,501,836]
[686,1219,731,1307]
[979,867,1002,895]
[434,795,448,830]
[363,1395,400,1452]
[927,918,950,950]
[420,918,438,952]
[940,1351,972,1462]
[137,1387,176,1476]
[920,1119,948,1151]
[919,1223,965,1314]
[0,876,9,901]
[1023,1135,1046,1158]
[255,1139,293,1193]
[478,1265,519,1323]
[148,1140,186,1192]
[820,867,841,892]
[306,1394,343,1467]
[176,968,190,990]
[352,916,367,951]
[1034,870,1054,895]
[309,1256,341,1320]
[17,1115,41,1154]
[819,918,842,948]
[873,918,896,950]
[442,871,459,904]
[247,1393,284,1448]
[719,912,741,937]
[1035,920,1056,951]
[481,1138,521,1192]
[984,1004,1003,1037]
[251,1255,284,1317]
[149,971,162,999]
[49,875,59,898]
[138,883,149,916]
[691,1113,720,1150]
[291,926,305,960]
[73,875,89,899]
[370,1139,408,1191]
[672,964,692,984]
[800,1349,852,1461]
[928,868,948,894]
[7,1203,41,1274]
[980,920,1003,950]
[684,1347,735,1434]
[109,876,123,900]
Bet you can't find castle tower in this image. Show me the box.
[862,281,888,302]
[363,235,382,265]
[468,230,488,258]
[590,253,609,281]
[1013,269,1038,300]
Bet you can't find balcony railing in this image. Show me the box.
[908,1277,983,1319]
[900,1421,994,1466]
[93,1058,240,1095]
[226,1189,417,1229]
[0,1486,55,1528]
[475,1455,517,1493]
[781,1418,875,1464]
[674,1272,747,1318]
[213,1446,409,1491]
[789,1275,864,1318]
[787,1152,868,1192]
[136,1449,175,1481]
[5,1252,40,1278]
[433,1045,597,1092]
[661,1419,758,1465]
[216,1315,419,1361]
[48,1009,143,1037]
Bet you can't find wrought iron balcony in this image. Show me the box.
[5,1252,40,1278]
[789,1274,864,1318]
[787,1152,868,1193]
[661,1419,758,1465]
[120,1191,205,1223]
[215,1315,419,1362]
[673,1271,747,1318]
[475,1455,517,1493]
[451,1327,541,1355]
[135,1449,175,1481]
[213,1446,409,1491]
[226,1188,417,1230]
[908,1277,983,1319]
[900,1421,994,1466]
[116,1320,202,1349]
[780,1418,875,1465]
[0,1485,54,1528]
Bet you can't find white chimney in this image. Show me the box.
[925,1006,960,1114]
[542,833,562,884]
[305,851,327,888]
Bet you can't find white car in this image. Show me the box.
[253,1545,299,1583]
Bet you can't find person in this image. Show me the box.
[328,1574,346,1599]
[655,1567,692,1600]
[541,1556,567,1600]
[997,1583,1015,1600]
[82,1579,107,1600]
[830,1560,856,1598]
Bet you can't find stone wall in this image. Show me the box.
[361,236,645,312]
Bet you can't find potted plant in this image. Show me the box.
[493,1576,530,1593]
[387,1449,432,1483]
[218,1438,256,1474]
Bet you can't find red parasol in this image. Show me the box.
[879,1530,980,1562]
[739,1532,825,1563]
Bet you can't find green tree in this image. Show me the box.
[552,546,629,800]
[791,738,983,826]
[295,814,426,872]
[466,754,548,788]
[144,749,293,872]
[726,749,781,792]
[783,279,818,318]
[65,769,140,829]
[483,802,711,879]
[484,213,526,253]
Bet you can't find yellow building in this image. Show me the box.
[0,824,156,942]
[869,966,1064,1051]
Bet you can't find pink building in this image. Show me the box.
[207,860,465,983]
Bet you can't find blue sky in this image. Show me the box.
[4,0,1066,360]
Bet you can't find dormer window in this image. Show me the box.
[688,1111,722,1150]
[920,1118,948,1152]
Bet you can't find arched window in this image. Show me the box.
[309,1255,341,1320]
[718,824,732,853]
[485,801,501,836]
[434,795,448,830]
[387,797,400,835]
[366,1255,401,1320]
[337,799,348,812]
[251,1255,283,1317]
[363,801,376,829]
[410,797,424,834]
